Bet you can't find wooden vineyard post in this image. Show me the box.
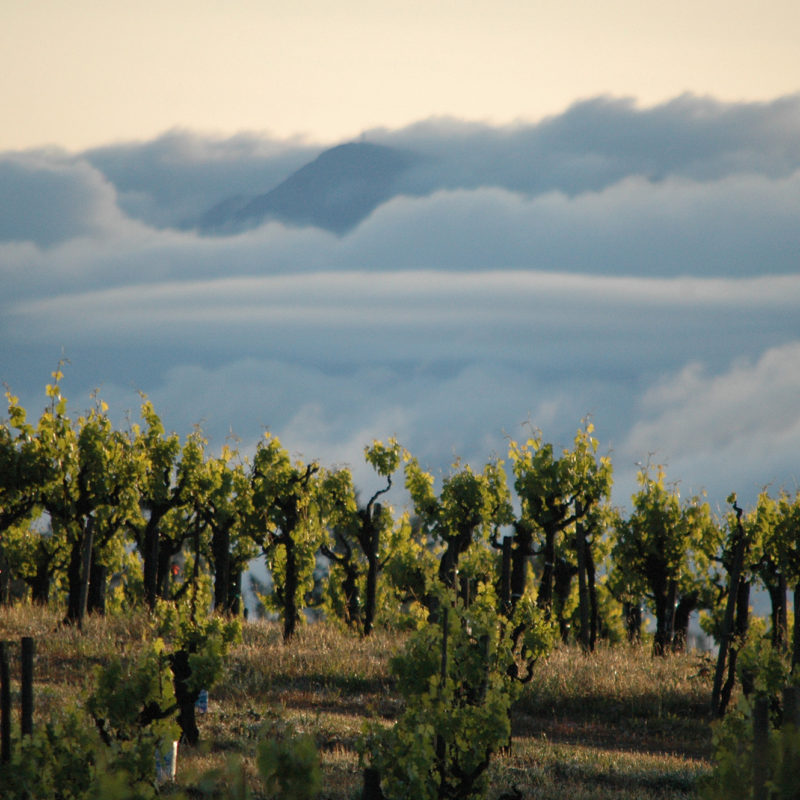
[500,536,512,616]
[21,637,34,737]
[575,503,591,652]
[752,696,769,800]
[362,766,384,800]
[436,605,449,791]
[1,641,10,764]
[784,685,800,728]
[793,583,800,671]
[78,516,95,630]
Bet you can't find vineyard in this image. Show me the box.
[2,376,800,798]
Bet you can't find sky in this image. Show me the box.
[3,0,800,151]
[2,1,800,518]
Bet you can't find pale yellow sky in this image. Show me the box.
[2,0,799,151]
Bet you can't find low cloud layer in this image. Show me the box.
[2,94,799,511]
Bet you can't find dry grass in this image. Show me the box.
[487,739,709,800]
[0,602,156,720]
[516,642,715,759]
[1,605,714,798]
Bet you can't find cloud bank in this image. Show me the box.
[1,94,799,510]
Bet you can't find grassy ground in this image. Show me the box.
[0,605,715,799]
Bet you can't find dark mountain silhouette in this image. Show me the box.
[191,141,418,235]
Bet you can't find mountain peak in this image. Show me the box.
[194,141,417,235]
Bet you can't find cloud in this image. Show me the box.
[380,94,800,196]
[8,93,795,240]
[621,342,800,500]
[9,271,800,360]
[3,167,799,318]
[83,130,321,229]
[0,152,137,246]
[5,268,799,506]
[342,172,800,276]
